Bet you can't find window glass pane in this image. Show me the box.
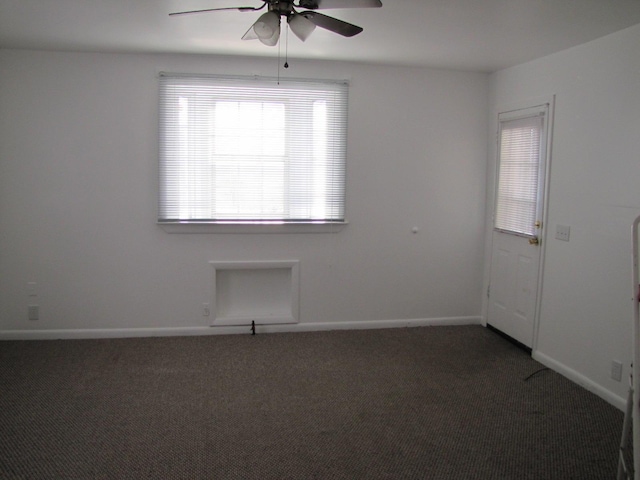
[214,160,285,218]
[495,114,544,236]
[213,101,285,157]
[312,100,327,219]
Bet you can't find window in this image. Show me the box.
[494,106,548,237]
[158,74,348,226]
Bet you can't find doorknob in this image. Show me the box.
[529,237,539,245]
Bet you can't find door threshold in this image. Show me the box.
[486,324,532,355]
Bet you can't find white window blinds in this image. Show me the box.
[494,112,545,236]
[159,74,348,224]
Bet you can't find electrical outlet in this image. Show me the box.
[202,303,211,317]
[28,305,39,321]
[555,224,570,242]
[611,360,623,382]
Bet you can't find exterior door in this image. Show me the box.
[487,103,551,349]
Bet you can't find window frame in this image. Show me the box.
[493,105,549,238]
[157,73,349,233]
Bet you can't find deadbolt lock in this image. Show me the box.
[534,221,542,229]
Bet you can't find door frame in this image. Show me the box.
[482,95,555,353]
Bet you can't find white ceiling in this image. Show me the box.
[1,0,640,72]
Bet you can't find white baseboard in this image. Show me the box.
[259,316,482,333]
[0,316,481,340]
[0,326,217,340]
[533,351,626,411]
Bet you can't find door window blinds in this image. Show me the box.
[159,74,348,224]
[495,112,545,236]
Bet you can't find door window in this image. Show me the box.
[494,107,548,237]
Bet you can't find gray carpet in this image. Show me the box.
[0,325,624,479]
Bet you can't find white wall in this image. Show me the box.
[0,49,489,337]
[486,24,640,406]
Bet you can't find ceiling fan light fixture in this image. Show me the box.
[258,26,280,46]
[241,26,259,40]
[253,11,280,40]
[288,13,316,41]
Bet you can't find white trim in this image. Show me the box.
[631,214,640,478]
[0,327,218,340]
[159,222,348,234]
[0,316,481,341]
[159,72,350,87]
[533,351,626,411]
[532,95,555,352]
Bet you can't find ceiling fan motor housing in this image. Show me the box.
[268,1,296,16]
[297,0,321,9]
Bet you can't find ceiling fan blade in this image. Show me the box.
[297,0,381,10]
[301,11,363,37]
[169,4,265,16]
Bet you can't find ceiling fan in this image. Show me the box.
[170,0,383,46]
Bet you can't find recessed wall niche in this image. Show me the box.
[209,261,300,326]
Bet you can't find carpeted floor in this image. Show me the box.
[0,325,624,479]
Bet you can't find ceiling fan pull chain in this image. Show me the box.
[277,33,281,84]
[284,24,289,68]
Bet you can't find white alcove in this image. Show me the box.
[210,261,300,326]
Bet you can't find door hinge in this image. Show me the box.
[487,284,491,298]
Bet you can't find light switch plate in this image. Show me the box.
[611,360,623,382]
[28,305,39,321]
[555,224,570,242]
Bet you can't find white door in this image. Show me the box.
[487,104,551,349]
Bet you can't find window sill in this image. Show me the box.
[158,221,348,234]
